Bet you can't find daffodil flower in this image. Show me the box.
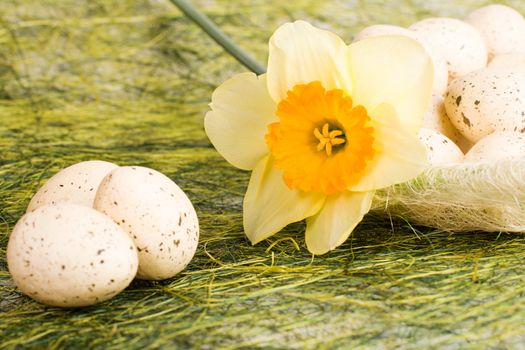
[205,21,433,254]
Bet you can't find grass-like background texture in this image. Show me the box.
[1,0,525,348]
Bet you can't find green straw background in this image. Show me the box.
[0,1,524,348]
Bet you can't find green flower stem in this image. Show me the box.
[169,0,266,75]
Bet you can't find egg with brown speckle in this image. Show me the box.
[93,166,199,281]
[418,128,464,166]
[464,131,525,163]
[409,17,487,80]
[465,4,525,60]
[445,69,525,143]
[352,24,448,95]
[7,203,138,308]
[27,160,118,212]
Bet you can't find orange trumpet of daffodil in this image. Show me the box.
[205,21,433,254]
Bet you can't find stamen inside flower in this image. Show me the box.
[314,123,346,156]
[266,81,375,195]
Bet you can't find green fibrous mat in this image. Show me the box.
[1,1,525,349]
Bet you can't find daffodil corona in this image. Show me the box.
[205,21,433,254]
[267,81,375,195]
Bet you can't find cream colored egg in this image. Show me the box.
[465,4,525,59]
[27,160,118,212]
[445,69,525,143]
[93,166,199,281]
[488,53,525,73]
[7,203,138,308]
[418,128,464,166]
[409,18,487,79]
[464,131,525,163]
[352,24,448,95]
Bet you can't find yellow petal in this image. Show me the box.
[349,103,428,192]
[244,156,325,244]
[267,20,351,102]
[346,35,433,133]
[305,191,374,255]
[205,72,277,170]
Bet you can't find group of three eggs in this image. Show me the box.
[7,161,199,307]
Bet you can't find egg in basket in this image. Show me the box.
[354,4,525,233]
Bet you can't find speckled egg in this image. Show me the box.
[352,24,448,95]
[409,17,487,79]
[27,160,118,212]
[445,69,525,143]
[418,128,464,166]
[464,131,525,163]
[465,4,525,59]
[7,203,138,308]
[93,166,199,281]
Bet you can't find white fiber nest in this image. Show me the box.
[373,159,525,233]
